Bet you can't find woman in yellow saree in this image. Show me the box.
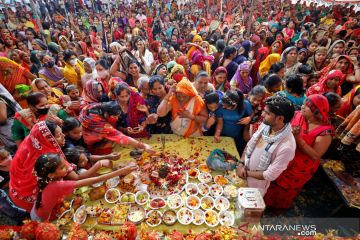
[62,50,85,89]
[186,35,203,60]
[157,78,207,137]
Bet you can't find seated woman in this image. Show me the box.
[152,64,168,78]
[216,89,252,154]
[157,78,207,137]
[31,78,64,105]
[0,84,22,153]
[113,82,154,138]
[277,75,306,110]
[230,62,253,94]
[12,92,68,147]
[306,70,343,96]
[81,58,97,87]
[79,101,154,155]
[147,75,172,134]
[81,80,109,106]
[62,50,85,88]
[211,67,230,93]
[38,53,66,88]
[193,71,215,98]
[60,84,82,117]
[95,59,111,94]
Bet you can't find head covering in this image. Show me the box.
[47,42,61,54]
[211,66,229,92]
[270,40,283,54]
[167,64,185,82]
[9,121,67,211]
[327,40,346,57]
[240,40,251,58]
[306,69,344,96]
[83,57,96,70]
[175,77,198,97]
[239,62,251,72]
[337,85,360,118]
[305,94,330,123]
[167,61,177,72]
[0,57,30,94]
[259,53,281,77]
[82,80,104,104]
[186,35,203,59]
[281,46,297,63]
[33,38,48,50]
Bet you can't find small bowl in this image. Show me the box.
[204,209,219,227]
[198,172,213,183]
[188,168,200,179]
[104,188,121,204]
[135,190,150,205]
[106,176,120,188]
[200,196,215,210]
[127,205,146,225]
[186,195,201,210]
[162,209,177,226]
[214,175,229,186]
[167,194,183,209]
[199,164,211,173]
[120,192,136,204]
[73,205,87,225]
[214,196,230,211]
[192,209,205,225]
[185,183,199,195]
[149,197,167,209]
[209,184,224,197]
[219,211,235,227]
[198,183,210,196]
[224,185,237,199]
[177,208,193,225]
[146,210,162,227]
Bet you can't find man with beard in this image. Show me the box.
[236,96,296,196]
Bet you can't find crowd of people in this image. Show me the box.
[0,0,359,223]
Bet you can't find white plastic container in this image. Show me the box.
[236,188,265,222]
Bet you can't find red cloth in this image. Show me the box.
[9,121,66,212]
[306,69,344,96]
[35,180,76,221]
[264,111,334,209]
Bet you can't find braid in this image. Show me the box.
[34,153,62,209]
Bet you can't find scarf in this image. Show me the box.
[245,123,293,171]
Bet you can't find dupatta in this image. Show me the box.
[0,57,31,94]
[9,121,66,211]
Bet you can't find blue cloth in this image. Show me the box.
[216,100,252,139]
[277,91,306,110]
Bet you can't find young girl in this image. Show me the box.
[61,84,81,116]
[31,153,138,221]
[203,91,222,142]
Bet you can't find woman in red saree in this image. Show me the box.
[9,121,71,211]
[337,85,360,118]
[79,101,154,155]
[264,94,334,209]
[306,69,344,96]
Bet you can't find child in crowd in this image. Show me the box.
[60,85,82,116]
[31,153,138,221]
[203,91,222,142]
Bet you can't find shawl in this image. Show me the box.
[327,40,346,57]
[9,121,66,211]
[258,53,281,77]
[306,47,328,72]
[281,46,297,63]
[305,94,330,123]
[79,103,130,146]
[245,123,293,171]
[336,106,360,152]
[191,50,214,76]
[306,70,344,96]
[38,66,64,85]
[231,63,253,94]
[0,57,31,94]
[320,55,354,78]
[81,80,104,105]
[63,60,85,86]
[169,78,205,138]
[186,35,203,60]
